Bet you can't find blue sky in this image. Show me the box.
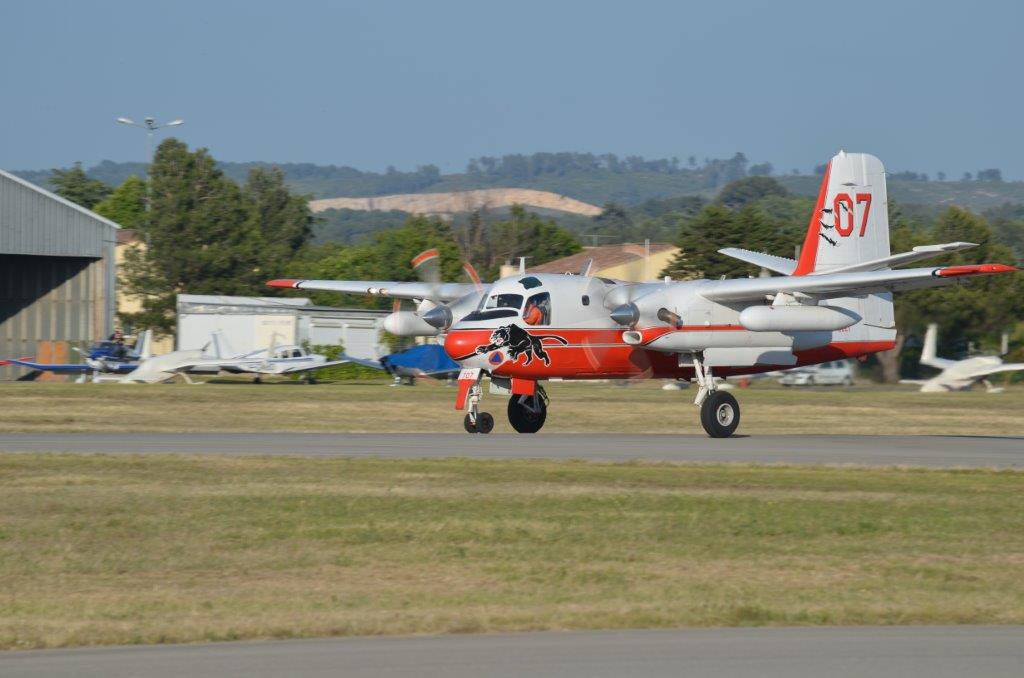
[3,0,1022,178]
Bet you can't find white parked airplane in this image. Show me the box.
[901,324,1024,392]
[193,332,353,382]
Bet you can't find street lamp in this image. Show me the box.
[116,116,185,163]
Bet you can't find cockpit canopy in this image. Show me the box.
[460,277,553,325]
[272,346,306,359]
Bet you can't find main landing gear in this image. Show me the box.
[507,387,548,433]
[691,352,740,438]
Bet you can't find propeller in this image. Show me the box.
[382,249,488,335]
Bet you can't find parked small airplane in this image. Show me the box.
[344,343,461,385]
[192,332,354,382]
[3,331,153,381]
[900,324,1024,392]
[269,151,1018,437]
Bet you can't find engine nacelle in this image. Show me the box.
[382,311,440,337]
[739,305,860,332]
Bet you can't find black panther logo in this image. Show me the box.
[455,324,568,366]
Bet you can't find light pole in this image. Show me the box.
[116,116,184,165]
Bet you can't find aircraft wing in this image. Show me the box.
[1,359,90,373]
[700,264,1017,303]
[336,355,386,370]
[965,363,1024,379]
[267,279,480,302]
[718,248,797,275]
[278,358,356,374]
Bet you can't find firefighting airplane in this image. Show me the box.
[269,152,1018,437]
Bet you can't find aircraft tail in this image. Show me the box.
[920,323,954,369]
[793,152,890,275]
[136,330,153,361]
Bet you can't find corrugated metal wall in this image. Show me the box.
[0,254,104,380]
[0,169,119,380]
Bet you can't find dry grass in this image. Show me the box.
[0,380,1022,435]
[1,454,1023,649]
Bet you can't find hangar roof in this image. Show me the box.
[0,167,120,258]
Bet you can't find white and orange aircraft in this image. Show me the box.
[269,152,1017,437]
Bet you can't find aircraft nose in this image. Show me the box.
[443,332,475,362]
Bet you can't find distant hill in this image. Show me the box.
[12,152,1024,215]
[309,188,602,217]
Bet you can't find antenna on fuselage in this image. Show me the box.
[580,258,594,277]
[519,257,527,274]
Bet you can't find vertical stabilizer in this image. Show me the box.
[136,330,153,361]
[793,152,890,275]
[920,323,954,369]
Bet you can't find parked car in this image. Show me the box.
[778,360,855,386]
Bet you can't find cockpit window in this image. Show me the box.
[460,309,519,322]
[482,293,523,311]
[518,276,543,290]
[523,292,551,326]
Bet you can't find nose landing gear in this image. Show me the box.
[463,380,494,434]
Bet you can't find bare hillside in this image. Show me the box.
[309,188,602,216]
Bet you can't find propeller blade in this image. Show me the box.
[462,261,483,292]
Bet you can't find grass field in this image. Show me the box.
[0,380,1022,436]
[2,454,1023,650]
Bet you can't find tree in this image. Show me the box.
[660,204,784,280]
[487,205,581,277]
[120,139,313,334]
[976,168,1003,182]
[244,166,314,278]
[748,162,773,176]
[291,216,465,308]
[50,162,111,209]
[93,175,147,229]
[878,206,1024,381]
[716,176,788,209]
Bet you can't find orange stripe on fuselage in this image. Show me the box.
[443,327,893,380]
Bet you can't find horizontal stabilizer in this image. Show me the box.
[718,248,796,275]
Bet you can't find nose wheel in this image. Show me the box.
[464,412,494,434]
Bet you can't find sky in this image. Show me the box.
[3,0,1023,178]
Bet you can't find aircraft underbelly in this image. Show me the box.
[445,326,894,380]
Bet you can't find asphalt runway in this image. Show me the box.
[4,626,1023,678]
[0,432,1021,467]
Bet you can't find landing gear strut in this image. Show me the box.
[463,381,494,434]
[690,352,740,438]
[508,386,548,433]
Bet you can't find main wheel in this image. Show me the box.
[463,413,477,434]
[508,395,547,433]
[476,412,495,434]
[700,391,740,438]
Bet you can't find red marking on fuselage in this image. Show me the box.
[443,327,894,380]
